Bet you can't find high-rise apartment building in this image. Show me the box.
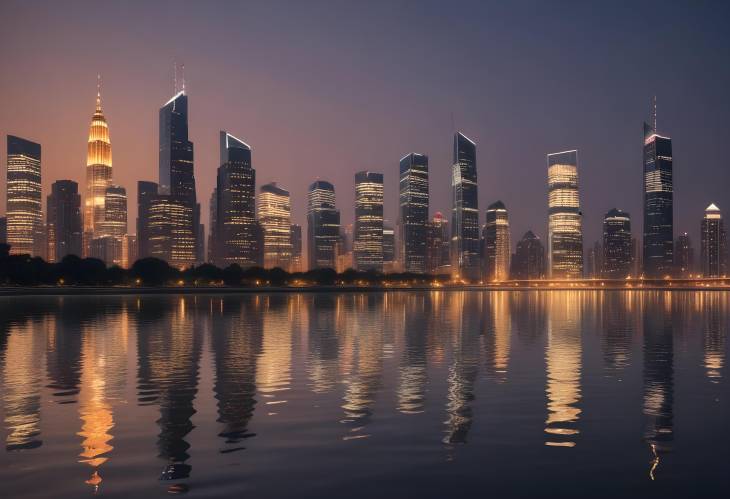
[354,171,384,272]
[258,183,292,270]
[547,150,583,278]
[451,132,480,280]
[307,180,340,270]
[399,153,428,273]
[483,201,510,281]
[47,180,82,262]
[6,135,43,256]
[602,208,632,278]
[701,203,726,277]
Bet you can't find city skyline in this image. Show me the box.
[2,1,729,257]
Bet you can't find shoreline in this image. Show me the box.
[1,284,730,296]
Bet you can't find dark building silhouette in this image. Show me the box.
[674,233,693,277]
[213,131,257,267]
[426,212,450,274]
[399,153,429,273]
[290,224,303,272]
[307,180,340,270]
[354,171,384,272]
[510,230,545,279]
[701,203,726,277]
[451,132,480,280]
[602,208,632,278]
[0,216,6,244]
[642,106,674,278]
[46,180,82,261]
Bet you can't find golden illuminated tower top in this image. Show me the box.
[84,75,113,236]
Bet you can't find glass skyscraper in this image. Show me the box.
[258,183,292,270]
[483,200,511,281]
[307,180,340,270]
[602,208,632,278]
[451,132,479,280]
[6,135,43,256]
[547,150,583,278]
[399,153,429,274]
[47,180,82,262]
[700,203,726,277]
[214,131,258,268]
[642,118,673,278]
[354,171,384,272]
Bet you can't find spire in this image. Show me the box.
[181,63,186,93]
[96,74,102,112]
[651,95,657,132]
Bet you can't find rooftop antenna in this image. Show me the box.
[181,63,186,93]
[173,61,178,94]
[651,95,657,132]
[96,73,102,111]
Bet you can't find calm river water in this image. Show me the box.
[0,291,728,497]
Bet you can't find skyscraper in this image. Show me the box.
[290,224,303,272]
[258,183,292,270]
[147,195,195,269]
[47,180,82,262]
[307,180,340,270]
[383,224,396,271]
[97,185,127,266]
[214,131,257,267]
[354,171,384,272]
[83,80,112,248]
[159,89,201,264]
[426,212,450,274]
[510,230,545,280]
[399,153,429,274]
[6,135,43,256]
[701,203,726,277]
[136,181,158,259]
[547,150,583,278]
[208,187,217,263]
[451,132,480,280]
[483,201,511,281]
[674,233,694,277]
[602,208,632,278]
[642,103,674,278]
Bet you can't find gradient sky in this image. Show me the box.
[2,0,730,252]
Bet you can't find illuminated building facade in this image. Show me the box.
[426,212,450,274]
[124,234,137,268]
[399,153,429,273]
[701,203,726,277]
[383,224,396,272]
[290,224,303,272]
[642,112,673,277]
[307,180,340,270]
[510,230,545,279]
[258,183,292,270]
[94,185,127,266]
[84,83,112,249]
[547,150,583,278]
[451,132,480,280]
[47,180,82,262]
[354,171,384,272]
[147,195,195,269]
[674,233,694,277]
[483,200,510,281]
[136,181,158,259]
[159,90,202,264]
[6,135,43,256]
[214,131,258,267]
[602,208,632,278]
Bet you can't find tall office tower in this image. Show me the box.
[124,234,137,268]
[6,136,43,256]
[147,195,195,269]
[642,102,673,277]
[258,183,292,270]
[451,132,480,280]
[483,201,510,281]
[426,212,450,274]
[97,185,127,266]
[399,153,429,273]
[674,232,694,277]
[208,188,217,263]
[602,208,632,278]
[136,181,158,259]
[0,216,6,244]
[84,82,113,247]
[547,150,583,278]
[159,88,201,263]
[290,224,303,272]
[215,131,257,267]
[383,224,396,271]
[701,203,727,277]
[46,180,82,261]
[354,171,384,272]
[510,230,545,280]
[307,180,340,270]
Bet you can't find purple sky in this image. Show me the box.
[1,0,729,251]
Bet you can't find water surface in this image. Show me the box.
[0,291,727,497]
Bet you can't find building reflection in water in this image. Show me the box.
[600,292,636,372]
[699,293,725,383]
[397,293,428,414]
[642,292,674,480]
[443,292,481,446]
[137,297,203,488]
[306,294,340,394]
[544,292,582,447]
[483,292,511,382]
[257,296,294,414]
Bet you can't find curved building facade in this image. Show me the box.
[84,87,113,243]
[547,150,583,279]
[483,200,510,281]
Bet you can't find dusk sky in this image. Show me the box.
[2,0,729,249]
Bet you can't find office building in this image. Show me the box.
[674,233,694,277]
[427,212,450,274]
[84,81,113,246]
[258,183,292,270]
[451,132,480,280]
[510,230,545,280]
[147,195,195,269]
[307,180,340,270]
[483,201,510,281]
[399,153,429,273]
[6,135,43,256]
[136,181,158,259]
[354,171,384,272]
[383,224,396,272]
[547,150,583,278]
[602,208,632,278]
[290,224,303,272]
[701,203,726,277]
[46,180,82,262]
